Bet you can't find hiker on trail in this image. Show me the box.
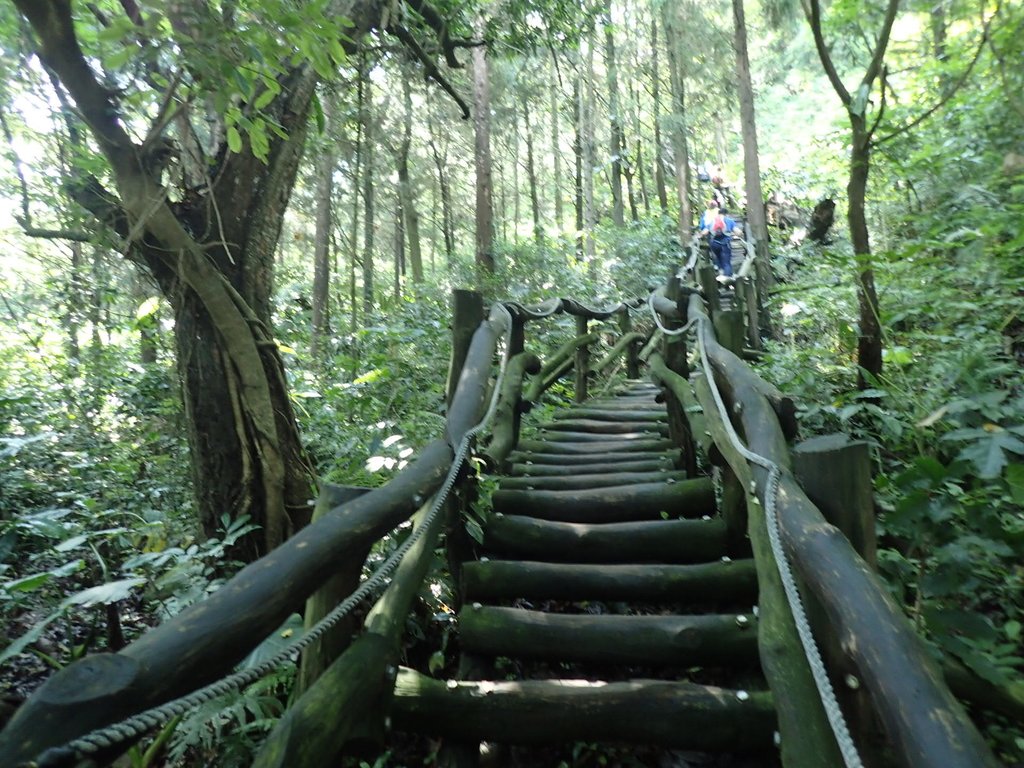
[704,207,737,278]
[699,200,720,232]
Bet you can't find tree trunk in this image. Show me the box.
[349,78,364,334]
[398,77,423,284]
[394,195,405,302]
[731,0,773,329]
[523,97,543,245]
[604,6,625,228]
[573,76,585,261]
[311,94,335,360]
[651,11,668,213]
[362,77,376,315]
[428,116,455,268]
[582,31,598,273]
[133,272,159,365]
[471,25,495,280]
[550,57,563,230]
[849,118,883,388]
[663,3,693,238]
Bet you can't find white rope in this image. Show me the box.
[27,304,516,768]
[648,293,863,768]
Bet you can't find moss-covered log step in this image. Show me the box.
[463,559,758,604]
[458,606,760,667]
[508,457,676,476]
[552,408,667,422]
[483,514,727,563]
[530,429,669,443]
[539,419,670,435]
[498,469,689,491]
[492,479,714,523]
[391,669,775,752]
[572,400,665,412]
[516,438,676,455]
[508,450,678,466]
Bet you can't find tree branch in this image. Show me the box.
[873,16,992,146]
[805,0,851,105]
[388,24,471,119]
[862,0,901,90]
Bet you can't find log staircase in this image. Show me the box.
[391,382,779,764]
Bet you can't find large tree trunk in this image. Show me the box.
[663,3,693,239]
[11,0,407,557]
[731,0,773,329]
[604,5,626,228]
[472,25,495,279]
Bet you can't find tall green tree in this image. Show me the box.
[9,0,469,555]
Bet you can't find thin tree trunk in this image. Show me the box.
[133,272,158,365]
[651,11,668,213]
[663,2,693,238]
[512,102,521,231]
[523,97,543,245]
[732,0,773,329]
[398,77,423,284]
[604,6,625,228]
[394,195,405,302]
[850,119,882,387]
[472,26,495,280]
[350,76,364,334]
[550,57,563,230]
[65,242,83,361]
[362,79,375,315]
[583,31,598,273]
[311,95,335,360]
[427,116,455,267]
[573,75,585,261]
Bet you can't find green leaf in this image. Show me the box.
[249,120,270,162]
[226,125,243,153]
[67,578,146,607]
[1007,464,1024,505]
[465,517,484,545]
[135,296,161,320]
[428,650,445,676]
[310,91,325,134]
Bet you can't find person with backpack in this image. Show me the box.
[705,207,737,277]
[699,200,720,232]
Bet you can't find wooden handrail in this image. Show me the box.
[685,291,996,768]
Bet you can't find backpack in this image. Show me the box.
[711,214,727,235]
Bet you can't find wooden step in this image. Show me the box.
[463,559,758,604]
[539,419,670,435]
[492,479,714,523]
[552,408,667,422]
[508,450,678,466]
[516,438,675,455]
[483,515,727,563]
[498,469,689,491]
[392,669,775,752]
[508,457,676,476]
[458,606,760,667]
[529,428,668,443]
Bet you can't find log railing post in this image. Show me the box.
[574,315,590,403]
[713,309,745,356]
[446,289,485,406]
[661,274,697,477]
[737,276,760,350]
[793,434,876,569]
[698,264,720,317]
[617,308,640,378]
